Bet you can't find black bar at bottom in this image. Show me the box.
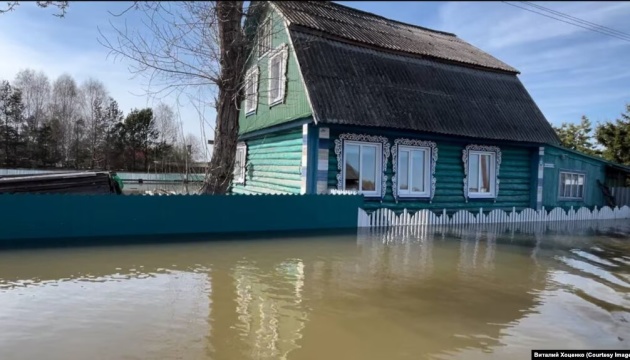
[532,350,630,359]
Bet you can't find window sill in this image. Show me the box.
[397,194,430,199]
[558,198,583,201]
[269,98,283,107]
[468,195,497,200]
[245,110,256,117]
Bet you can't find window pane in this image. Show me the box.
[361,146,377,192]
[411,150,425,192]
[344,144,360,191]
[398,150,409,191]
[270,56,280,100]
[468,154,479,193]
[564,173,572,197]
[480,154,491,193]
[577,175,584,198]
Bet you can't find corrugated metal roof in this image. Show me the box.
[272,1,518,74]
[291,30,561,145]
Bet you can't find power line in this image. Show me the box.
[501,1,630,43]
[519,1,630,39]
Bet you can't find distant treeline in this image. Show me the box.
[0,69,204,172]
[553,103,630,166]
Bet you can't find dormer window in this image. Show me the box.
[268,44,288,106]
[258,18,272,58]
[244,67,259,115]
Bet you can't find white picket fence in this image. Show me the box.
[357,205,630,228]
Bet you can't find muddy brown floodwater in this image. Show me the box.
[0,220,629,360]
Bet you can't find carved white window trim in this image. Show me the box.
[334,133,390,199]
[268,43,288,107]
[244,67,259,115]
[233,143,247,184]
[391,139,438,202]
[462,145,501,202]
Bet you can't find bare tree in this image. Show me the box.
[13,69,51,132]
[80,78,109,168]
[99,1,254,194]
[50,73,80,164]
[183,133,203,162]
[153,102,178,145]
[0,1,69,17]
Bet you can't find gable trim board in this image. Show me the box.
[278,3,319,125]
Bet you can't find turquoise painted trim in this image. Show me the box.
[300,124,309,194]
[306,123,319,194]
[239,117,312,141]
[535,147,545,210]
[316,127,331,194]
[0,194,364,248]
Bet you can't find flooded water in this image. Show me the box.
[1,221,629,360]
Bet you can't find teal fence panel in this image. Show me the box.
[0,194,364,246]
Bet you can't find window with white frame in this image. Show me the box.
[559,171,585,199]
[268,45,287,106]
[233,144,247,184]
[343,141,382,197]
[466,149,498,198]
[397,145,431,197]
[258,18,272,57]
[244,67,258,115]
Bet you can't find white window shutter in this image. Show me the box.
[253,66,259,111]
[281,45,288,103]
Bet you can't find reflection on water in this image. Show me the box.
[0,220,629,360]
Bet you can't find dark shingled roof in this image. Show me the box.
[272,1,518,74]
[290,30,561,145]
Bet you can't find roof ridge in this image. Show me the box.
[313,1,457,37]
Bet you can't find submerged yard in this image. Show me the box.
[0,221,628,359]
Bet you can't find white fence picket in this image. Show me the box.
[358,205,630,228]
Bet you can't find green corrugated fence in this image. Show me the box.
[0,194,364,248]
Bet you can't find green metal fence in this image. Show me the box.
[0,194,364,248]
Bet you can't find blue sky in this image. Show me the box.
[1,1,629,148]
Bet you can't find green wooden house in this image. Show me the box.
[231,1,630,213]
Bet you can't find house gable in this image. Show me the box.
[238,3,313,135]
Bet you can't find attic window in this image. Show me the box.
[258,18,272,57]
[268,44,288,106]
[244,67,259,115]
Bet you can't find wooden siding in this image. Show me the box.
[239,5,312,135]
[232,129,303,194]
[542,146,606,209]
[326,126,536,214]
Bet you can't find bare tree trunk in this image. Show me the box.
[200,1,245,195]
